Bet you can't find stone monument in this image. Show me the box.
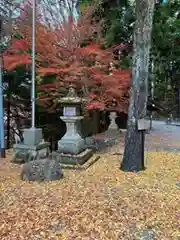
[109,111,118,130]
[12,128,50,163]
[56,86,93,165]
[21,158,63,182]
[107,99,118,131]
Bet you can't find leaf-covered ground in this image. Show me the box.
[0,149,180,240]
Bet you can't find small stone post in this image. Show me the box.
[109,112,118,130]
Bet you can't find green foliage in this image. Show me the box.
[104,4,134,47]
[4,67,31,98]
[79,0,94,12]
[94,0,180,113]
[151,0,180,114]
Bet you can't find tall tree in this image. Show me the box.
[121,0,155,172]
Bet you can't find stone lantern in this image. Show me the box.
[108,99,118,130]
[57,86,93,165]
[109,111,118,130]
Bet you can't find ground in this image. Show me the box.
[0,121,180,240]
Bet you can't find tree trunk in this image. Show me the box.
[121,0,155,172]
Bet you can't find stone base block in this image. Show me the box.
[56,155,100,170]
[55,148,93,165]
[58,137,85,155]
[23,128,43,145]
[12,142,50,164]
[21,159,63,182]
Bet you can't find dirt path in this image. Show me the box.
[93,120,180,154]
[145,120,180,152]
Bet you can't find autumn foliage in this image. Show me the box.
[3,3,130,113]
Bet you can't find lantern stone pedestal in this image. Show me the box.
[12,128,50,163]
[58,116,85,155]
[56,87,93,166]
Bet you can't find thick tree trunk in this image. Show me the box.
[121,0,155,172]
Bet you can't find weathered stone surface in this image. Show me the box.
[58,136,85,155]
[109,112,118,130]
[56,148,93,166]
[135,230,155,240]
[58,116,85,155]
[23,128,43,145]
[12,142,50,163]
[20,159,63,182]
[57,87,93,166]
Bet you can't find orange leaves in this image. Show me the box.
[38,66,85,81]
[10,39,30,52]
[37,84,57,91]
[78,44,101,56]
[106,71,131,89]
[87,69,131,111]
[86,101,105,111]
[3,54,31,71]
[89,67,131,90]
[4,39,31,56]
[38,68,64,77]
[88,93,98,100]
[3,2,130,113]
[112,70,131,81]
[3,38,31,71]
[77,44,113,65]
